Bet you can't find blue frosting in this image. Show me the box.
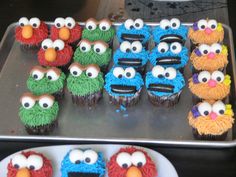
[149,46,189,69]
[145,70,185,96]
[61,149,106,177]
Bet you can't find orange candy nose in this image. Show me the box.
[16,168,31,177]
[45,48,57,62]
[59,27,70,41]
[22,25,33,39]
[126,166,143,177]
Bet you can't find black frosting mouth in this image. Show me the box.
[121,34,145,42]
[111,85,137,94]
[148,83,174,93]
[68,172,100,177]
[160,34,183,43]
[118,58,142,66]
[156,56,181,65]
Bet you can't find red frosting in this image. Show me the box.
[15,22,48,45]
[7,151,53,177]
[107,147,157,177]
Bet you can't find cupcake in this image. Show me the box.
[146,66,185,107]
[50,17,82,46]
[149,42,189,70]
[189,70,231,101]
[188,100,234,140]
[82,18,115,44]
[116,18,151,47]
[38,38,73,70]
[61,148,105,177]
[104,66,144,107]
[7,151,53,177]
[188,19,224,45]
[73,39,112,72]
[15,17,48,50]
[19,93,59,135]
[27,66,66,100]
[67,63,104,107]
[190,43,228,72]
[107,146,157,177]
[153,18,188,45]
[113,41,149,74]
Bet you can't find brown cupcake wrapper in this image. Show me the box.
[20,43,41,52]
[52,88,65,101]
[192,128,228,141]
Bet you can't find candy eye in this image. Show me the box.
[86,66,99,78]
[124,67,136,79]
[65,17,76,29]
[53,39,65,51]
[83,150,98,164]
[29,18,40,28]
[86,20,96,31]
[199,44,210,55]
[12,154,27,169]
[157,42,169,53]
[134,18,144,29]
[27,155,43,171]
[19,17,29,27]
[79,41,91,53]
[70,66,82,77]
[210,43,222,54]
[113,67,125,78]
[164,67,177,80]
[211,71,224,83]
[69,149,84,164]
[212,101,226,115]
[41,39,53,50]
[152,65,165,78]
[39,96,54,109]
[46,70,59,81]
[124,19,134,30]
[131,41,142,53]
[120,41,131,53]
[116,152,132,169]
[170,18,180,29]
[170,42,182,54]
[21,96,35,109]
[160,19,170,30]
[54,17,65,28]
[198,102,212,116]
[131,151,146,167]
[208,19,217,30]
[93,43,107,54]
[198,71,211,83]
[197,19,207,30]
[31,70,44,81]
[99,21,111,31]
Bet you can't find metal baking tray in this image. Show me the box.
[0,22,236,148]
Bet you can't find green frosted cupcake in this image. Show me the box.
[19,93,59,135]
[67,62,104,107]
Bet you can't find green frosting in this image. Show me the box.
[82,27,115,42]
[27,72,66,95]
[67,72,104,96]
[19,102,59,127]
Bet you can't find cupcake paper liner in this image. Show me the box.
[192,128,228,141]
[52,88,65,101]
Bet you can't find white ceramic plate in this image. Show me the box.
[0,144,178,177]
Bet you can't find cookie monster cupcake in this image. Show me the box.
[67,63,104,107]
[27,66,66,100]
[146,65,185,107]
[73,39,112,72]
[153,18,188,45]
[61,148,105,177]
[7,151,53,177]
[104,66,144,107]
[19,93,59,135]
[188,100,234,140]
[113,41,149,74]
[190,43,228,72]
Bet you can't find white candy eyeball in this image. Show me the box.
[212,101,226,115]
[65,17,76,29]
[86,20,97,31]
[157,42,169,53]
[120,41,131,53]
[31,70,44,81]
[99,21,111,31]
[53,39,65,51]
[19,17,29,27]
[199,44,210,55]
[54,17,65,28]
[79,41,91,53]
[134,18,144,29]
[152,65,165,78]
[69,149,84,164]
[70,66,82,77]
[124,67,136,79]
[197,19,208,30]
[46,70,60,81]
[131,41,142,53]
[113,67,125,78]
[170,42,182,54]
[198,102,212,116]
[21,96,35,109]
[210,43,222,54]
[116,152,132,169]
[211,71,224,83]
[198,71,211,83]
[124,19,134,30]
[11,154,27,169]
[93,43,107,55]
[29,18,40,28]
[208,19,217,30]
[27,155,43,171]
[164,67,177,80]
[83,150,98,164]
[41,39,53,50]
[170,18,180,29]
[86,66,99,78]
[160,19,170,30]
[39,96,54,109]
[131,151,146,167]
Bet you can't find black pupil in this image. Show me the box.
[68,23,71,27]
[56,23,61,27]
[135,23,140,27]
[126,72,131,77]
[33,23,37,27]
[24,103,30,107]
[20,23,24,26]
[203,50,208,54]
[43,103,48,108]
[202,78,207,82]
[161,48,165,53]
[96,48,100,53]
[14,164,19,169]
[122,163,128,168]
[85,157,91,163]
[87,72,92,77]
[118,74,122,78]
[201,25,205,29]
[216,77,221,82]
[211,24,216,29]
[158,74,163,78]
[33,74,38,79]
[172,23,176,27]
[132,47,137,51]
[48,76,52,80]
[126,48,130,53]
[102,26,106,30]
[165,26,169,30]
[81,46,86,51]
[216,49,220,53]
[204,111,209,116]
[219,110,224,114]
[43,46,48,50]
[29,165,35,170]
[172,45,177,50]
[75,160,80,164]
[73,71,78,75]
[55,47,59,51]
[88,25,92,30]
[165,73,170,77]
[137,162,143,167]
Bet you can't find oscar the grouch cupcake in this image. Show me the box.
[188,100,234,140]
